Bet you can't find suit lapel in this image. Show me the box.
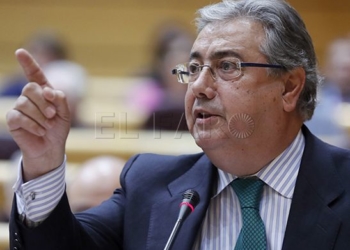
[146,154,216,250]
[282,127,343,250]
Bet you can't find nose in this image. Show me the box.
[189,67,217,99]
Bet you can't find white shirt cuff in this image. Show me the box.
[13,156,66,223]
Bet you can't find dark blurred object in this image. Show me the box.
[0,134,19,160]
[143,108,187,131]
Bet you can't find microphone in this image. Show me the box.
[164,189,200,250]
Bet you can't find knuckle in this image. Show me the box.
[15,95,29,110]
[6,110,21,128]
[21,82,38,94]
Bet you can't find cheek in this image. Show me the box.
[228,113,255,139]
[184,91,195,125]
[248,91,284,128]
[225,87,282,134]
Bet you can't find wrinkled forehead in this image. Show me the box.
[191,19,266,62]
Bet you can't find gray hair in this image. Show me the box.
[195,0,322,121]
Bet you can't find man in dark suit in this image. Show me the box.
[7,0,350,249]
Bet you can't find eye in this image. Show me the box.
[219,60,238,72]
[188,63,200,74]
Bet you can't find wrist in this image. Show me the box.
[22,153,65,182]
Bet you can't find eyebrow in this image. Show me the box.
[189,50,243,62]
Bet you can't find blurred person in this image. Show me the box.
[0,29,87,127]
[128,21,195,131]
[306,35,350,148]
[66,156,125,213]
[6,1,350,249]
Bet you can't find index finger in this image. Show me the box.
[15,48,51,87]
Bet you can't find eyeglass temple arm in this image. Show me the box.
[172,69,190,75]
[240,63,284,69]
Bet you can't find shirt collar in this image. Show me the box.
[214,130,305,199]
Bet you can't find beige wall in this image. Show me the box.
[0,0,349,76]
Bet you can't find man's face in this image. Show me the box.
[185,19,287,152]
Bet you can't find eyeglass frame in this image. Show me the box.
[171,58,285,84]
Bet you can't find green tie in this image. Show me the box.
[231,178,267,250]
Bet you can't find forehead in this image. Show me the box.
[191,18,266,61]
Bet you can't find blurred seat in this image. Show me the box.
[65,128,202,163]
[76,76,149,130]
[0,222,8,250]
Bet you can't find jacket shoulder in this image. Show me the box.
[120,153,207,189]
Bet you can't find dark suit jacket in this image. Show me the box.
[9,126,350,250]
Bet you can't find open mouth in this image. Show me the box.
[197,113,211,119]
[197,112,214,119]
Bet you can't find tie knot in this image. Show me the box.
[231,178,264,209]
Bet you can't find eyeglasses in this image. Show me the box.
[171,58,284,84]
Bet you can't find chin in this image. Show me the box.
[191,128,231,150]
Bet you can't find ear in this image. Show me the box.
[282,67,305,112]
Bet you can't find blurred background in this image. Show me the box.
[0,0,349,76]
[0,0,209,76]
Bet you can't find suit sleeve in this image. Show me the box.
[9,154,140,250]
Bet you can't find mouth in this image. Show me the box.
[197,112,213,119]
[194,109,216,119]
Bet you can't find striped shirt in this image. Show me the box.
[192,130,305,250]
[13,157,66,223]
